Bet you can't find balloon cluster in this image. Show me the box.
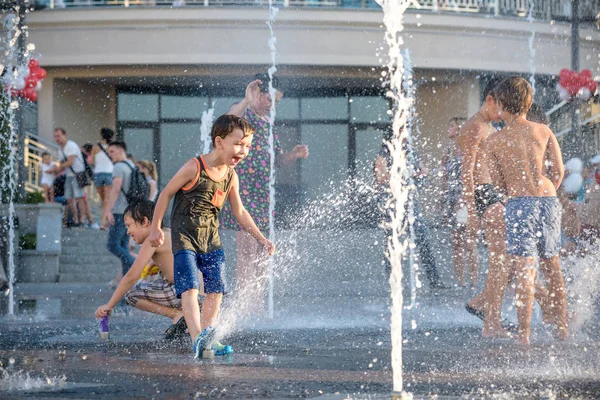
[4,59,47,102]
[557,69,598,102]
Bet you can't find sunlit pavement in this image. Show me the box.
[2,287,600,399]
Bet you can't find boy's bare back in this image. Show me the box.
[487,120,564,198]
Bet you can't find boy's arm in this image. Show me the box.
[95,241,157,317]
[459,126,484,204]
[227,171,274,253]
[545,129,564,190]
[149,160,198,247]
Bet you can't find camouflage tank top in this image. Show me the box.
[171,155,234,254]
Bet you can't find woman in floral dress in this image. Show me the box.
[221,75,309,314]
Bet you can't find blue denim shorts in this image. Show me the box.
[505,197,562,259]
[173,249,226,296]
[93,172,112,187]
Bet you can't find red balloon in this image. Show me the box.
[28,59,39,69]
[23,87,37,102]
[25,75,38,89]
[580,69,592,79]
[559,68,571,81]
[36,68,47,80]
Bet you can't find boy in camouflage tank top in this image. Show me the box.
[149,115,276,358]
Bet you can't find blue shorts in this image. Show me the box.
[93,172,112,187]
[173,249,226,296]
[505,197,562,259]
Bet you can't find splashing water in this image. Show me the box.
[527,0,536,93]
[376,0,417,395]
[564,243,600,334]
[1,11,26,317]
[401,49,419,313]
[0,367,66,392]
[199,103,215,154]
[266,0,279,320]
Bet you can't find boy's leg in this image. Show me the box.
[173,250,204,343]
[539,255,568,339]
[482,203,511,337]
[513,255,537,345]
[199,249,227,330]
[201,293,223,330]
[182,289,203,341]
[125,279,183,323]
[49,186,54,203]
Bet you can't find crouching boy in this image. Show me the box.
[95,199,199,340]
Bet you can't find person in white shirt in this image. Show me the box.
[40,152,56,203]
[90,128,115,228]
[53,128,86,227]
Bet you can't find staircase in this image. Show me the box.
[59,227,121,283]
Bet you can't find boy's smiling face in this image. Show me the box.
[215,128,254,168]
[124,214,151,245]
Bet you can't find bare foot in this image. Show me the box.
[517,331,531,346]
[482,326,513,338]
[482,327,512,338]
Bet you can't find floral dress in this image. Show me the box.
[220,108,282,233]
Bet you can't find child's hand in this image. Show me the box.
[245,79,262,105]
[260,238,276,256]
[149,228,164,248]
[95,304,113,319]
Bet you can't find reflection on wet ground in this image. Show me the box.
[2,289,600,399]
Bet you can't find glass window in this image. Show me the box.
[276,98,300,120]
[300,124,348,202]
[118,94,159,122]
[301,97,348,120]
[350,96,389,123]
[355,127,386,185]
[212,97,241,118]
[161,96,208,120]
[123,128,154,163]
[159,123,201,185]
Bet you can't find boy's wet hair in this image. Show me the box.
[41,151,50,158]
[493,76,533,116]
[101,128,115,142]
[254,73,280,93]
[109,141,127,152]
[527,103,549,125]
[482,76,503,99]
[124,199,155,225]
[211,114,255,146]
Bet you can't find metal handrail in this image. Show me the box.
[38,0,600,21]
[23,133,101,206]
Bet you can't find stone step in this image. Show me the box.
[59,259,121,272]
[59,254,120,266]
[59,270,118,283]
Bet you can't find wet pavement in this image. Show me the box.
[2,288,600,399]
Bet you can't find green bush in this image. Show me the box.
[19,233,36,250]
[24,191,45,204]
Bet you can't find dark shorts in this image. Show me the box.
[173,249,226,296]
[505,197,562,259]
[475,184,504,218]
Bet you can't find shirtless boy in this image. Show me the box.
[96,199,200,340]
[458,81,512,337]
[485,76,567,345]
